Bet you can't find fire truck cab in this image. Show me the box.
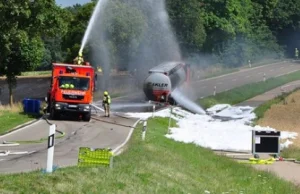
[45,62,95,121]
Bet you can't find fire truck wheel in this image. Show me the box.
[83,113,91,122]
[50,108,60,120]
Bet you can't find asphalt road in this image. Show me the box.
[1,60,300,174]
[0,113,139,174]
[190,60,300,98]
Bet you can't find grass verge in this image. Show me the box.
[0,103,41,135]
[281,146,300,161]
[20,70,51,76]
[0,117,299,193]
[252,88,300,161]
[253,89,299,122]
[199,70,300,109]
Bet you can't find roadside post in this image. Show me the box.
[46,124,56,173]
[142,120,147,141]
[263,73,266,82]
[213,86,216,96]
[168,106,173,134]
[248,60,251,68]
[152,105,155,118]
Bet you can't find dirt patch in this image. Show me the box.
[257,91,300,147]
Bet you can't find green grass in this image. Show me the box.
[199,70,300,109]
[0,117,299,194]
[281,146,300,161]
[0,103,42,135]
[20,70,51,76]
[253,91,293,122]
[251,88,300,161]
[0,111,40,135]
[247,58,285,68]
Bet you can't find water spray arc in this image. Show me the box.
[171,88,206,115]
[79,0,108,54]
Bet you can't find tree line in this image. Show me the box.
[1,0,300,104]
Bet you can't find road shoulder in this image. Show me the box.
[229,81,300,186]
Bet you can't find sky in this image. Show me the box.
[56,0,90,7]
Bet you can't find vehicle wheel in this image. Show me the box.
[168,96,176,105]
[50,107,60,120]
[83,113,91,122]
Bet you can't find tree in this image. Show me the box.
[62,1,96,63]
[0,0,67,105]
[166,0,207,55]
[62,0,146,70]
[252,0,300,56]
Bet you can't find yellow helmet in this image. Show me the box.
[104,91,108,95]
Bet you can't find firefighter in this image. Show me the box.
[73,52,84,65]
[60,83,74,89]
[97,66,103,73]
[102,91,111,117]
[69,84,75,89]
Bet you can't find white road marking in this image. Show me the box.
[112,119,141,156]
[0,151,9,156]
[194,60,286,83]
[0,150,34,156]
[281,82,300,89]
[276,69,300,77]
[9,151,33,155]
[270,69,274,72]
[0,119,43,139]
[0,143,20,147]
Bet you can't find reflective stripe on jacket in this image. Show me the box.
[103,95,111,104]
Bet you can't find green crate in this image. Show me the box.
[78,147,114,168]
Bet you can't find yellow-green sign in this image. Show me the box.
[78,147,114,168]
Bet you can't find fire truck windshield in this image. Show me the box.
[58,76,90,91]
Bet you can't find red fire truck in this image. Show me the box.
[45,62,95,121]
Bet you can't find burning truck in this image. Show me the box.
[143,61,190,104]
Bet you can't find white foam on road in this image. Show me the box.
[124,104,298,152]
